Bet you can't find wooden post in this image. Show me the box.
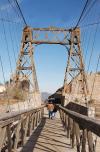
[69,118,75,148]
[13,121,21,150]
[23,116,29,144]
[41,108,44,118]
[33,113,35,130]
[63,112,66,129]
[7,125,12,152]
[38,110,41,123]
[36,111,38,126]
[0,127,6,151]
[62,111,64,122]
[75,122,80,152]
[81,129,87,152]
[87,130,94,152]
[40,109,42,120]
[72,120,75,148]
[65,114,68,131]
[59,109,62,120]
[37,111,39,124]
[67,116,70,138]
[34,112,37,129]
[28,114,32,136]
[29,113,34,135]
[60,109,63,121]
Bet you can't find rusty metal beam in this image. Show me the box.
[31,40,69,45]
[32,27,72,31]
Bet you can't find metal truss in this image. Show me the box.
[15,26,88,102]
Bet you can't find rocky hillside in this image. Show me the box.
[41,92,51,101]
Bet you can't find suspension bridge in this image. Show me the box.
[0,0,100,152]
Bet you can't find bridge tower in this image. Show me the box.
[63,28,88,105]
[15,26,41,107]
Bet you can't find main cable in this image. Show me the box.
[74,0,89,29]
[79,0,98,24]
[14,0,27,26]
[7,0,21,20]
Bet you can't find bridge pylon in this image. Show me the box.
[63,28,88,105]
[14,26,41,107]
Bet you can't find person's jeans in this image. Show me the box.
[49,111,53,118]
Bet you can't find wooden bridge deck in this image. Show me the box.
[19,109,100,152]
[20,110,76,152]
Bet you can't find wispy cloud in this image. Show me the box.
[0,0,22,11]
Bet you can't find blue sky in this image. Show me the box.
[0,0,100,93]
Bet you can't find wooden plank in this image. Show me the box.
[7,125,12,152]
[33,113,36,129]
[87,131,94,152]
[70,118,75,148]
[67,116,70,138]
[0,127,6,151]
[75,122,80,152]
[13,121,21,150]
[81,129,87,152]
[29,113,34,135]
[23,116,29,145]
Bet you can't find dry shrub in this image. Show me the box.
[74,98,79,103]
[6,86,27,101]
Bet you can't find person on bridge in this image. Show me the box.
[47,101,54,119]
[52,104,57,118]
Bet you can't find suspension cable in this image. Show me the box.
[6,10,22,112]
[80,0,98,24]
[87,24,98,72]
[6,10,17,63]
[84,26,92,61]
[74,0,89,29]
[0,10,22,112]
[7,0,22,20]
[0,55,11,112]
[2,19,13,74]
[90,54,100,99]
[14,0,27,26]
[0,18,20,24]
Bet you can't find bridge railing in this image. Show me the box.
[0,105,45,152]
[58,105,100,152]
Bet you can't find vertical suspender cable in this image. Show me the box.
[90,54,100,99]
[2,20,13,74]
[0,55,11,112]
[6,10,17,63]
[87,24,98,72]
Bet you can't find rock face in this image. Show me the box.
[64,73,100,117]
[49,73,100,117]
[86,73,100,101]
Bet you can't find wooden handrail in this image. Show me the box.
[58,105,100,137]
[0,105,45,122]
[0,105,45,151]
[58,104,100,152]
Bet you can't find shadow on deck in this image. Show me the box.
[21,117,46,152]
[20,114,73,152]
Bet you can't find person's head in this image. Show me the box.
[48,100,52,104]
